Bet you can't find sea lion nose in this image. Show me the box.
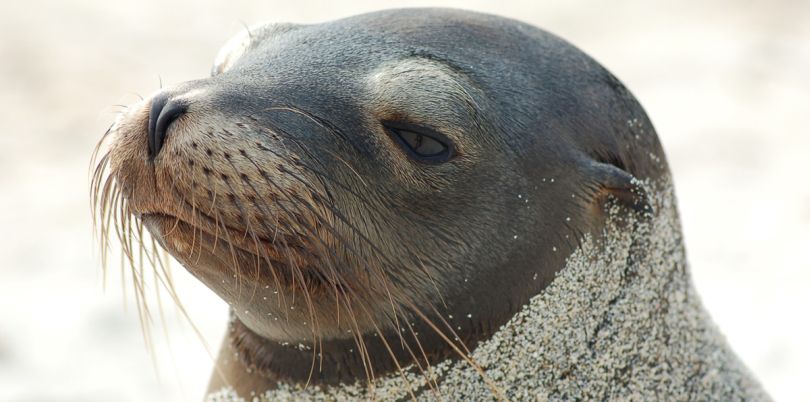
[147,93,187,158]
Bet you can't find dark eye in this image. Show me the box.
[384,123,453,164]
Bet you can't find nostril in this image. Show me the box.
[147,93,187,158]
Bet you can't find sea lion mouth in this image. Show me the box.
[140,209,317,286]
[142,211,278,258]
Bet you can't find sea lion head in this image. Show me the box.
[93,8,668,386]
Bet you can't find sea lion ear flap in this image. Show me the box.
[587,161,654,217]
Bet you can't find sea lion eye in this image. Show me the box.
[384,123,453,163]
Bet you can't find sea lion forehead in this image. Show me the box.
[332,7,533,42]
[229,8,543,70]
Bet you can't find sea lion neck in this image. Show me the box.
[228,316,395,385]
[221,288,524,389]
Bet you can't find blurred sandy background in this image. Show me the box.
[1,0,808,401]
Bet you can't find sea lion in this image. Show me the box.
[92,8,769,401]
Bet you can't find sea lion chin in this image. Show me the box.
[92,8,768,401]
